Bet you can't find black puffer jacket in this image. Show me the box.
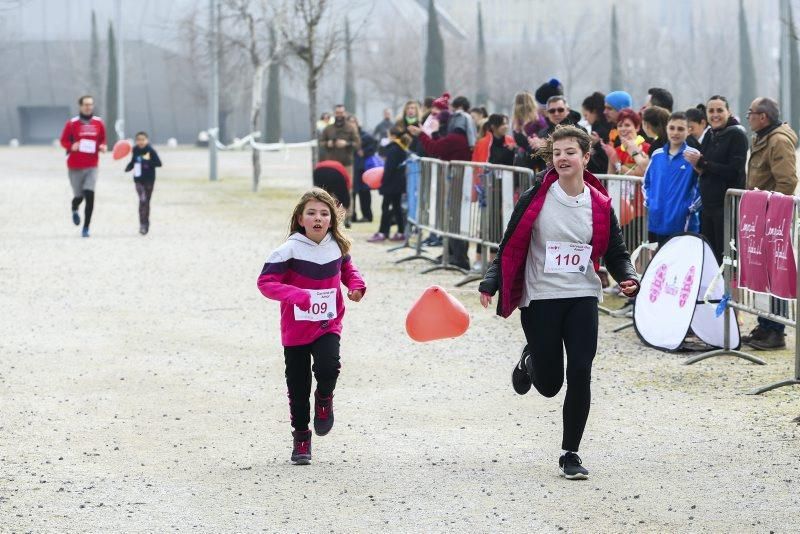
[696,117,748,208]
[479,173,639,316]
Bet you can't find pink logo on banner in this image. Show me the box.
[764,193,797,298]
[738,191,770,293]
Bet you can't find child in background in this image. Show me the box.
[643,111,701,247]
[257,188,366,465]
[368,126,408,242]
[124,132,162,235]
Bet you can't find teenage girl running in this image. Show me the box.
[257,188,366,464]
[479,125,639,479]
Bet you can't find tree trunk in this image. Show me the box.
[106,22,118,145]
[251,63,265,192]
[309,76,319,173]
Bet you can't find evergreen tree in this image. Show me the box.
[343,18,356,113]
[90,11,102,116]
[106,22,118,145]
[475,2,489,106]
[609,5,623,89]
[264,22,282,143]
[424,0,446,97]
[738,0,757,129]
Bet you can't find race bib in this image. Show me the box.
[78,139,96,154]
[544,242,592,273]
[293,289,338,322]
[133,162,142,178]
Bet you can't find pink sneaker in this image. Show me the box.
[390,233,405,242]
[368,232,387,242]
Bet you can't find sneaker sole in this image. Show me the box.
[291,456,311,465]
[314,421,333,436]
[559,467,589,480]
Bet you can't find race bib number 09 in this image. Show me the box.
[544,241,592,273]
[294,289,338,322]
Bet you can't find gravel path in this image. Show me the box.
[1,146,798,533]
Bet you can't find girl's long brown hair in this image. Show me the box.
[288,188,351,255]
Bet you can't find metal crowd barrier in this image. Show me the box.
[685,189,800,395]
[593,174,653,326]
[395,158,445,266]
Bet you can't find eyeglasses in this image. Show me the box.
[547,108,566,114]
[745,110,765,117]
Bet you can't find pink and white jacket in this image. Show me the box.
[257,232,366,346]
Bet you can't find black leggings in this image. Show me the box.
[701,205,724,265]
[520,297,598,452]
[71,190,95,230]
[135,182,155,225]
[283,333,341,431]
[378,193,404,235]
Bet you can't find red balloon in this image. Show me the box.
[112,139,132,160]
[406,286,470,342]
[362,166,384,189]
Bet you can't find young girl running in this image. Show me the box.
[479,125,639,479]
[257,188,366,465]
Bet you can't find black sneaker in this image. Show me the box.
[559,452,589,480]
[741,326,768,344]
[747,329,786,351]
[512,346,532,395]
[291,430,312,465]
[314,391,334,436]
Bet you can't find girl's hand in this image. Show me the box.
[296,293,312,311]
[407,125,422,137]
[480,292,492,308]
[623,138,639,155]
[347,289,364,302]
[619,279,640,297]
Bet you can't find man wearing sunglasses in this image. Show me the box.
[539,95,584,138]
[743,97,798,350]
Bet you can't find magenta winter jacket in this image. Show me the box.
[257,232,366,346]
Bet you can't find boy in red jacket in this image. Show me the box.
[59,95,107,237]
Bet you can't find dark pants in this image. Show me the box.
[135,181,155,226]
[520,297,599,452]
[71,190,95,230]
[759,299,788,333]
[448,239,470,270]
[701,205,724,265]
[378,193,404,235]
[352,173,373,221]
[283,333,341,431]
[648,231,672,249]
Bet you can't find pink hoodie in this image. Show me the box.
[257,232,366,346]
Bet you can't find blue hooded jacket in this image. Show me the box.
[643,142,700,235]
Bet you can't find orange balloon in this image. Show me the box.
[112,139,132,160]
[362,166,383,189]
[406,285,470,342]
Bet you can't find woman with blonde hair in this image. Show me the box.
[395,100,424,155]
[511,91,547,171]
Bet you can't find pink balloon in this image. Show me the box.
[112,139,132,160]
[406,286,470,342]
[362,166,384,189]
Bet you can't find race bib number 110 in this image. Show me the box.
[544,241,592,273]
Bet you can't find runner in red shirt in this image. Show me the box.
[59,95,107,237]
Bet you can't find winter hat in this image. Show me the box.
[605,91,633,111]
[432,92,451,111]
[534,78,563,106]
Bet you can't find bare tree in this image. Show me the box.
[282,0,347,167]
[360,25,422,107]
[221,0,287,191]
[175,4,246,145]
